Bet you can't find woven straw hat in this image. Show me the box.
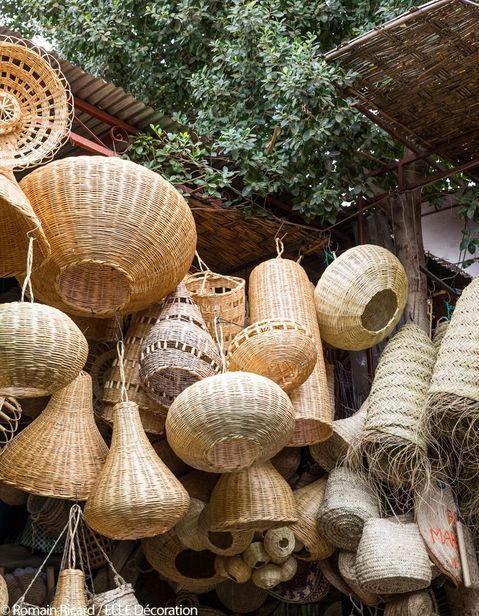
[19,156,197,317]
[355,519,431,594]
[0,372,107,499]
[202,461,298,531]
[384,591,434,616]
[337,551,379,606]
[316,467,379,550]
[0,302,88,397]
[314,244,408,350]
[166,371,295,473]
[51,569,89,612]
[84,401,190,540]
[215,580,267,613]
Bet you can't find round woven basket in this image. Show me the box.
[140,283,222,407]
[384,590,434,616]
[355,519,431,594]
[19,156,197,317]
[337,551,379,606]
[314,244,408,350]
[252,563,282,589]
[0,481,27,506]
[51,569,89,612]
[84,400,190,540]
[249,257,333,445]
[184,271,246,352]
[227,318,317,393]
[271,447,301,481]
[27,495,71,537]
[0,302,88,397]
[316,467,380,551]
[166,371,295,473]
[202,461,298,532]
[215,580,268,613]
[0,372,107,499]
[0,396,22,450]
[289,479,334,562]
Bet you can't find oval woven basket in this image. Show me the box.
[384,590,434,616]
[0,372,108,500]
[166,371,295,473]
[19,156,197,317]
[0,302,88,397]
[337,551,379,607]
[84,400,190,540]
[314,244,408,351]
[215,580,268,614]
[51,569,89,612]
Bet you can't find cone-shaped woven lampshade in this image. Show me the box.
[0,372,107,499]
[19,157,197,317]
[51,569,89,612]
[84,401,190,540]
[0,302,88,397]
[202,461,298,531]
[166,372,295,473]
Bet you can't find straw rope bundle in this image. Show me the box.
[0,372,107,499]
[84,401,190,540]
[0,396,22,450]
[384,591,434,616]
[314,245,408,350]
[249,256,333,445]
[355,519,431,594]
[317,467,380,550]
[27,496,71,537]
[0,302,88,398]
[19,156,196,317]
[166,372,295,473]
[215,580,268,613]
[337,551,379,606]
[51,569,89,613]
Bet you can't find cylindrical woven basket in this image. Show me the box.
[51,569,89,612]
[166,371,295,473]
[19,156,197,317]
[337,551,379,607]
[184,271,246,352]
[0,396,22,450]
[215,580,268,614]
[384,590,434,616]
[249,257,333,445]
[355,519,431,594]
[289,479,334,562]
[316,467,380,550]
[27,496,71,537]
[84,401,190,540]
[0,302,88,397]
[271,447,301,481]
[202,461,298,531]
[0,372,108,500]
[314,244,408,350]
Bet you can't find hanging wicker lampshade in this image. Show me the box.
[84,401,190,540]
[19,156,197,317]
[314,245,408,351]
[0,302,88,398]
[0,372,108,499]
[166,372,295,473]
[51,569,89,612]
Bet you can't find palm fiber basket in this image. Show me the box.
[0,302,88,397]
[0,372,108,500]
[166,371,295,473]
[51,569,89,612]
[337,551,379,606]
[384,590,434,616]
[19,156,197,317]
[314,244,408,351]
[84,400,190,540]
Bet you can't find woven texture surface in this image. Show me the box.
[93,583,141,616]
[384,590,434,616]
[0,481,27,506]
[51,569,89,611]
[5,568,47,607]
[27,495,71,537]
[215,580,267,613]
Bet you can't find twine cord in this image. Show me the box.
[21,233,36,303]
[275,236,285,258]
[214,316,227,373]
[117,340,128,403]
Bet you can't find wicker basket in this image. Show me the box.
[316,467,380,550]
[153,439,189,477]
[227,318,317,393]
[202,461,298,531]
[249,257,333,445]
[179,470,219,503]
[84,400,190,540]
[216,556,252,584]
[166,371,295,473]
[27,496,71,537]
[251,564,282,589]
[51,569,89,612]
[271,447,301,481]
[264,527,295,561]
[356,519,431,594]
[70,314,120,343]
[384,591,434,616]
[92,582,141,616]
[140,283,222,407]
[289,479,334,562]
[184,271,246,351]
[19,156,197,317]
[314,244,408,350]
[0,395,22,450]
[6,568,47,608]
[176,498,209,551]
[0,481,27,506]
[215,580,267,613]
[337,551,379,606]
[0,372,107,500]
[0,302,88,397]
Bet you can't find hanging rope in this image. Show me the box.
[214,316,227,373]
[275,235,285,258]
[116,340,128,403]
[20,231,36,303]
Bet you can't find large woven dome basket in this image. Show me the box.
[314,245,408,351]
[19,156,197,317]
[166,371,295,473]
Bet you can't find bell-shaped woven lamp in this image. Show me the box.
[51,569,89,613]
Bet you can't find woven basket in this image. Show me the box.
[27,496,71,537]
[0,396,22,450]
[384,591,434,616]
[176,498,209,551]
[215,556,252,584]
[0,372,107,500]
[314,244,408,350]
[316,467,379,551]
[249,257,333,445]
[93,582,141,616]
[271,447,301,481]
[252,564,282,589]
[0,302,88,397]
[0,481,27,506]
[179,470,219,503]
[51,569,89,612]
[356,519,431,594]
[267,560,330,605]
[84,400,190,540]
[70,314,120,343]
[140,283,222,407]
[242,542,271,568]
[227,318,317,393]
[142,530,223,593]
[19,156,196,317]
[184,271,246,351]
[215,580,267,613]
[202,461,298,531]
[289,479,334,562]
[0,575,7,611]
[153,439,189,477]
[337,551,379,607]
[264,527,295,561]
[166,371,295,473]
[6,568,47,607]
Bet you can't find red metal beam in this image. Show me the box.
[73,97,139,135]
[69,131,120,157]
